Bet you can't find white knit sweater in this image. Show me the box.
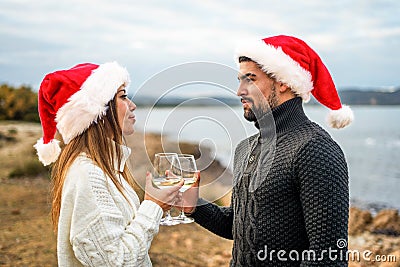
[57,144,163,266]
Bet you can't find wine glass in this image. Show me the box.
[173,154,197,224]
[153,153,182,226]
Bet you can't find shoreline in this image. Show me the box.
[351,198,400,216]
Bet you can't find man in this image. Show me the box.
[183,35,353,266]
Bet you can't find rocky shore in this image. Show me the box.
[348,207,400,267]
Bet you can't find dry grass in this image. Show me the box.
[0,177,57,266]
[0,121,46,180]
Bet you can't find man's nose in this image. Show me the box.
[237,82,247,96]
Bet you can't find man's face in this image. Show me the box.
[237,61,279,122]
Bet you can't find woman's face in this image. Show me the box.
[115,87,136,136]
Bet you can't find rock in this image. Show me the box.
[11,209,21,215]
[349,234,368,248]
[370,210,400,236]
[349,207,373,235]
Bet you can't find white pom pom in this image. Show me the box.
[326,105,354,129]
[33,138,61,166]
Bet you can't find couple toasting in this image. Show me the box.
[35,35,353,266]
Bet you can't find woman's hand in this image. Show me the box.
[144,172,183,211]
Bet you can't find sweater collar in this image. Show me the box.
[272,97,309,134]
[111,140,131,173]
[256,97,309,136]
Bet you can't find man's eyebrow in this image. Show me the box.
[238,73,256,79]
[117,88,126,94]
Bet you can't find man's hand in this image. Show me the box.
[175,171,200,214]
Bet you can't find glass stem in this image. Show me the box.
[179,191,185,218]
[166,196,177,221]
[165,209,172,220]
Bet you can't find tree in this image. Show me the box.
[0,84,39,122]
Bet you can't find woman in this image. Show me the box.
[34,62,182,266]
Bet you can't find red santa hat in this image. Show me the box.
[34,61,130,165]
[234,35,353,129]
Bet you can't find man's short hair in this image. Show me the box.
[238,56,275,80]
[238,56,254,63]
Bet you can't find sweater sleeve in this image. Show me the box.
[189,136,253,241]
[191,198,233,239]
[66,164,163,266]
[295,135,349,267]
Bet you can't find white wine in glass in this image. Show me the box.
[153,177,182,189]
[153,153,182,226]
[173,154,197,224]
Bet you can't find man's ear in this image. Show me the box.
[277,82,290,93]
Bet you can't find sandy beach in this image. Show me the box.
[0,121,399,266]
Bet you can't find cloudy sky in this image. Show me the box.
[1,0,399,94]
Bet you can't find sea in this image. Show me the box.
[134,104,400,211]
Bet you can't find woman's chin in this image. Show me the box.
[123,128,135,136]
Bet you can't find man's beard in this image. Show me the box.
[243,84,278,124]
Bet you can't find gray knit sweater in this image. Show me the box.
[192,97,349,266]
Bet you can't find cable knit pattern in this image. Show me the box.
[192,97,349,266]
[57,146,163,267]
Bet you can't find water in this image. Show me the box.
[134,104,400,209]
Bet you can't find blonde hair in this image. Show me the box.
[51,94,139,232]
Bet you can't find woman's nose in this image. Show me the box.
[129,99,136,111]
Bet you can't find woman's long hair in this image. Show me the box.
[51,94,139,232]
